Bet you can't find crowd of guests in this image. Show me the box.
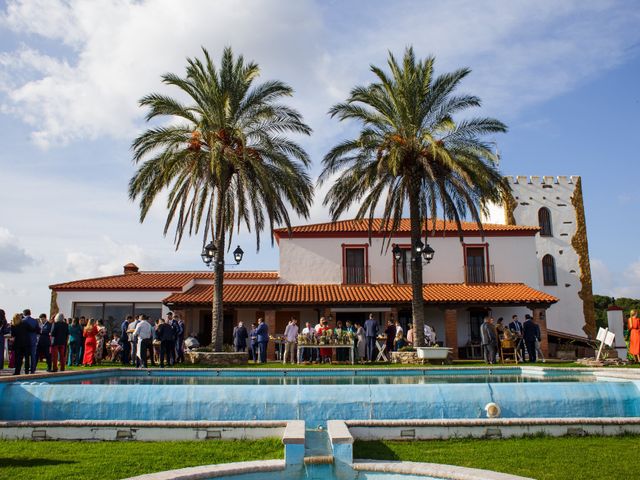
[480,314,544,364]
[231,314,438,364]
[0,308,200,375]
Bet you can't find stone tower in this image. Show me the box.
[483,176,596,339]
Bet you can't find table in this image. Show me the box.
[297,344,355,365]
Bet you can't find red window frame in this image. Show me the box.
[341,243,369,284]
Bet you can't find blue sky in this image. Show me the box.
[0,0,639,316]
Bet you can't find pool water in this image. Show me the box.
[38,369,597,386]
[1,368,638,423]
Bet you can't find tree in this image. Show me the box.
[129,47,313,350]
[319,47,508,347]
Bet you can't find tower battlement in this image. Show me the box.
[504,175,580,186]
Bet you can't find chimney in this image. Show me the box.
[123,263,139,275]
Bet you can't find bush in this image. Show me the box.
[399,346,416,352]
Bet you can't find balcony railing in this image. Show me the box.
[344,265,370,284]
[464,264,495,284]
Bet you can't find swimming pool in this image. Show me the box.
[1,368,638,424]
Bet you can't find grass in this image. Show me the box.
[0,438,283,480]
[354,435,640,480]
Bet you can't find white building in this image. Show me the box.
[483,175,595,342]
[50,213,576,359]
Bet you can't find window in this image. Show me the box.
[394,247,411,284]
[74,303,104,321]
[465,247,486,284]
[542,254,557,286]
[134,303,163,321]
[343,245,367,284]
[538,207,552,236]
[104,303,134,336]
[73,302,163,336]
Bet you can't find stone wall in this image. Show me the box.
[184,351,248,366]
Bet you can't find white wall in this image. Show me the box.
[278,235,539,286]
[483,175,588,338]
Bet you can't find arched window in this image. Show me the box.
[538,207,552,236]
[542,254,557,286]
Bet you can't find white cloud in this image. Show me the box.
[592,257,640,299]
[0,227,35,272]
[0,0,638,148]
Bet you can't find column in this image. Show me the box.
[532,307,549,357]
[444,308,458,359]
[265,310,277,360]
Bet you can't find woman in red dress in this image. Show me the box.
[628,310,640,363]
[82,318,99,366]
[318,317,333,363]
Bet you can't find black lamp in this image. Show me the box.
[423,243,435,264]
[201,241,216,266]
[233,245,244,264]
[392,244,402,261]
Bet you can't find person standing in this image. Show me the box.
[134,315,154,368]
[255,317,269,363]
[157,318,174,368]
[21,309,41,374]
[95,319,107,364]
[175,315,185,363]
[11,313,30,375]
[301,321,313,362]
[67,318,83,366]
[50,313,69,372]
[508,314,526,362]
[282,318,298,364]
[628,310,640,363]
[0,309,9,370]
[37,314,53,372]
[480,317,498,365]
[120,315,133,365]
[354,322,366,362]
[364,313,378,362]
[233,321,249,353]
[248,322,258,362]
[82,319,99,366]
[384,319,396,356]
[406,323,414,346]
[523,314,541,363]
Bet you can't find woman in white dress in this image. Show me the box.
[355,322,366,362]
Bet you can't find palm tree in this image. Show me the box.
[129,47,314,350]
[319,47,509,348]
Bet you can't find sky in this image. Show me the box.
[0,0,639,317]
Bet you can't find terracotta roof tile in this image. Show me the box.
[274,218,538,238]
[163,283,557,306]
[50,271,279,291]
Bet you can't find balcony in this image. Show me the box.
[464,264,495,284]
[343,265,370,284]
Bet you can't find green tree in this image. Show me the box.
[129,47,313,350]
[319,47,508,347]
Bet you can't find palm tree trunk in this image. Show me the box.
[408,178,426,348]
[210,192,225,352]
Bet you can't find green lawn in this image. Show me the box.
[0,439,283,480]
[354,435,639,480]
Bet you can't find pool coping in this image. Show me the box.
[353,460,534,480]
[123,459,286,480]
[3,365,639,384]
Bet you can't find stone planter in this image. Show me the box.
[184,351,248,366]
[390,351,419,364]
[415,347,452,364]
[556,350,577,360]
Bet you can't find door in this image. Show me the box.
[275,311,300,335]
[466,247,486,283]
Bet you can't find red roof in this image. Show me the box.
[274,218,538,240]
[50,271,279,291]
[163,283,557,306]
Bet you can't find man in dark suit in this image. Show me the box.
[37,314,53,372]
[364,313,378,362]
[508,314,526,362]
[255,317,269,363]
[233,321,248,353]
[120,315,133,365]
[21,309,41,374]
[523,314,541,363]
